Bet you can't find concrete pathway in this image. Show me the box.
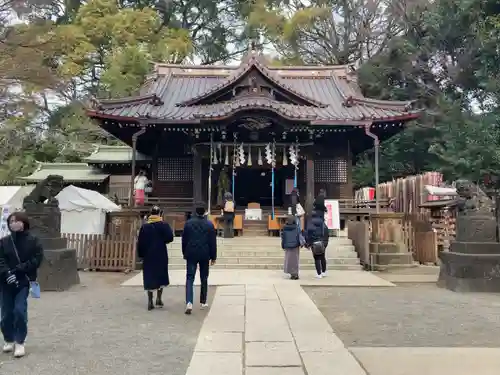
[185,283,366,375]
[122,269,394,287]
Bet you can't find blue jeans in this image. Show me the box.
[185,260,210,305]
[1,286,29,344]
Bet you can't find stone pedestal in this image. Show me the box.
[438,214,500,292]
[369,213,414,270]
[23,202,80,291]
[38,249,80,291]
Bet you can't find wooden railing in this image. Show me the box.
[63,233,137,271]
[347,213,439,267]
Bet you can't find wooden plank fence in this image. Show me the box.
[63,233,137,271]
[348,214,439,268]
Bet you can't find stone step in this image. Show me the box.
[166,248,358,258]
[168,255,360,265]
[168,263,363,270]
[170,237,354,246]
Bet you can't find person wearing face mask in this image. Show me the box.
[0,212,44,358]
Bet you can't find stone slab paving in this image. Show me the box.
[183,283,366,375]
[122,269,394,287]
[0,273,209,375]
[350,347,500,375]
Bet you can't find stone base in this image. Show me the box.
[369,242,406,254]
[38,248,80,291]
[438,249,500,292]
[371,252,414,266]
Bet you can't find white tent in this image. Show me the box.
[0,185,35,211]
[56,185,121,234]
[424,185,457,197]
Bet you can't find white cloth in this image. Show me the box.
[134,176,148,190]
[295,203,305,217]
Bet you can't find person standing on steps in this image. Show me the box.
[281,215,302,280]
[0,212,44,358]
[313,189,328,221]
[305,210,329,279]
[182,202,217,315]
[137,206,174,311]
[222,192,235,238]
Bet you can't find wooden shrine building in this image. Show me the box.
[86,50,419,213]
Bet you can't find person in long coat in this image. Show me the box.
[137,206,174,310]
[281,215,301,280]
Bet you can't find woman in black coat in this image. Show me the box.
[137,206,174,310]
[305,210,328,279]
[0,212,43,358]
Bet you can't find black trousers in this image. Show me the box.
[313,253,327,275]
[223,213,234,238]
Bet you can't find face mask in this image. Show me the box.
[9,221,24,232]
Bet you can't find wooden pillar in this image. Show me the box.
[193,148,203,203]
[306,157,315,213]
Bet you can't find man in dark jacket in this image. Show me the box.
[182,202,217,314]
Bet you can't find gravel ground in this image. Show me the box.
[305,284,500,347]
[0,272,213,375]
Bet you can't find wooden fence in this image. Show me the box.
[347,214,439,267]
[64,233,137,271]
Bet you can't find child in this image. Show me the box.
[281,215,301,280]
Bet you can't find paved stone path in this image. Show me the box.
[123,269,394,287]
[0,273,208,375]
[184,283,365,375]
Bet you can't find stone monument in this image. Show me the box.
[368,213,414,270]
[23,175,80,291]
[438,179,500,292]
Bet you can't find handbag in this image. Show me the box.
[311,222,325,256]
[10,237,41,299]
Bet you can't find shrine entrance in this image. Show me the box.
[234,165,292,207]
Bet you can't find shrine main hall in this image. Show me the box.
[86,50,418,212]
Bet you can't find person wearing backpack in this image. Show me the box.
[221,192,235,238]
[281,215,302,280]
[305,210,329,279]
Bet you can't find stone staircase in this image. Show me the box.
[167,235,362,270]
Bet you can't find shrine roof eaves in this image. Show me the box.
[86,52,420,125]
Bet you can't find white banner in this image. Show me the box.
[324,200,340,230]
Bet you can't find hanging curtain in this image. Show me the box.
[257,147,263,166]
[282,146,287,166]
[247,145,252,166]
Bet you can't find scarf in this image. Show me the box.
[147,215,162,224]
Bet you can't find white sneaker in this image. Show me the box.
[14,344,25,358]
[2,342,14,353]
[200,303,209,309]
[315,274,323,279]
[185,302,193,315]
[322,272,327,277]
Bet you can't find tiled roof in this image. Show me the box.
[84,145,151,163]
[87,51,419,125]
[20,163,109,183]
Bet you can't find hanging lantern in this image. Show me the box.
[282,146,288,166]
[224,146,229,165]
[247,145,252,166]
